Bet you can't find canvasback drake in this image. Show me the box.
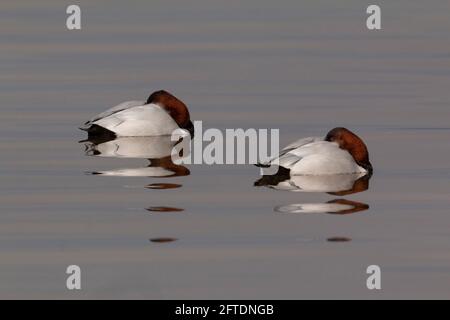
[259,127,373,176]
[80,90,193,138]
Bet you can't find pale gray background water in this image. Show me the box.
[1,0,450,299]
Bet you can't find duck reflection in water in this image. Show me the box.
[256,171,370,214]
[82,134,190,178]
[274,199,369,215]
[81,132,190,244]
[255,168,371,195]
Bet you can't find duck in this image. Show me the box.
[257,127,373,176]
[80,90,193,138]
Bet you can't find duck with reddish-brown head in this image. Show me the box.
[80,90,194,139]
[256,127,373,178]
[254,127,372,193]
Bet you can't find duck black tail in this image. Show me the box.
[253,166,291,186]
[254,163,271,168]
[80,124,117,144]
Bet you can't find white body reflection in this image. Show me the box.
[92,165,179,177]
[255,171,370,195]
[83,135,190,178]
[270,173,366,193]
[275,203,354,213]
[84,134,186,159]
[275,199,369,215]
[255,168,371,214]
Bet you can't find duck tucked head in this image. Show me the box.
[325,127,373,173]
[146,90,192,132]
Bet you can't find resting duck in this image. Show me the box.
[80,90,193,138]
[258,127,373,176]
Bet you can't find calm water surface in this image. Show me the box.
[1,0,450,298]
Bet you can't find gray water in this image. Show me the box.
[1,0,450,299]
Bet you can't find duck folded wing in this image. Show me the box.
[260,136,323,167]
[277,140,344,167]
[281,136,323,152]
[284,141,366,174]
[91,104,180,136]
[83,100,145,126]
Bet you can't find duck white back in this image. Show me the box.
[92,104,179,136]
